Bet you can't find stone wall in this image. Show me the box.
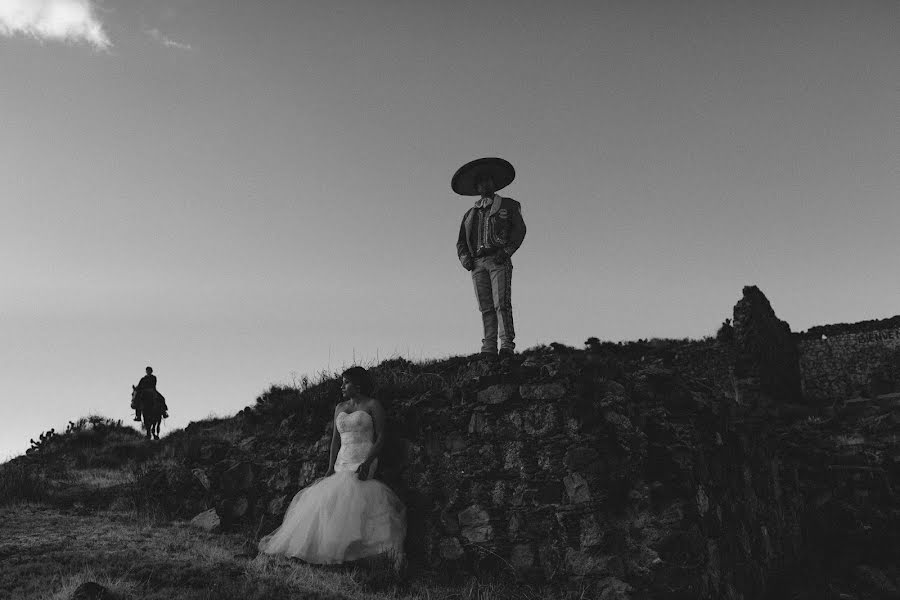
[797,327,900,403]
[149,346,815,599]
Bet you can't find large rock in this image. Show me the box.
[563,473,591,503]
[190,508,220,532]
[477,384,518,404]
[597,576,634,600]
[732,286,802,406]
[71,582,114,600]
[222,462,254,493]
[458,505,493,543]
[191,468,211,491]
[439,537,465,560]
[215,496,249,524]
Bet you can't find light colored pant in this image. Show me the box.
[471,255,515,353]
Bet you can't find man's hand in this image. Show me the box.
[356,460,371,481]
[462,256,474,271]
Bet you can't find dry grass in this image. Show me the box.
[0,504,563,600]
[247,554,552,600]
[0,460,52,506]
[191,413,247,445]
[65,467,136,488]
[0,504,285,599]
[40,569,138,600]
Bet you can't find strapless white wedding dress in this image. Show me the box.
[258,410,406,564]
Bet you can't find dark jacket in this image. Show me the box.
[456,194,526,268]
[136,374,157,390]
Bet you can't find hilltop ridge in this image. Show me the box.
[3,287,900,600]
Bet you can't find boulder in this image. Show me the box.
[439,537,465,560]
[222,462,254,493]
[477,384,518,404]
[458,505,493,543]
[215,496,250,524]
[563,473,591,503]
[732,285,802,406]
[597,576,634,600]
[191,468,211,491]
[190,508,220,532]
[71,581,115,600]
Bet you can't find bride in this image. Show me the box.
[258,366,406,564]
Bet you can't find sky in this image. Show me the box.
[1,0,898,461]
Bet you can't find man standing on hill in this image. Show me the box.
[133,366,168,421]
[453,157,526,359]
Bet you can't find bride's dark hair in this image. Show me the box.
[342,366,374,396]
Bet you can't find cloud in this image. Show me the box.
[0,0,111,49]
[146,28,191,51]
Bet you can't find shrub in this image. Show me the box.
[254,376,341,428]
[716,318,734,343]
[0,460,50,505]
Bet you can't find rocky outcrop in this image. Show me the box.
[189,508,220,532]
[732,285,803,411]
[71,581,115,600]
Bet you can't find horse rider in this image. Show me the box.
[133,366,168,421]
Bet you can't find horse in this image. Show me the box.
[132,385,163,440]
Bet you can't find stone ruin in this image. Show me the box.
[133,286,899,599]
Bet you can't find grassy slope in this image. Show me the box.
[0,500,374,600]
[1,496,554,600]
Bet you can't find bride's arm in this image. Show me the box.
[326,405,341,476]
[357,400,386,480]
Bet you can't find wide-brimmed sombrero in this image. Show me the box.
[451,157,515,196]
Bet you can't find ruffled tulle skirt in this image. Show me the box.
[258,471,406,564]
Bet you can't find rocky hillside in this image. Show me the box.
[6,287,899,600]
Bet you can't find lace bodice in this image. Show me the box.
[334,410,377,475]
